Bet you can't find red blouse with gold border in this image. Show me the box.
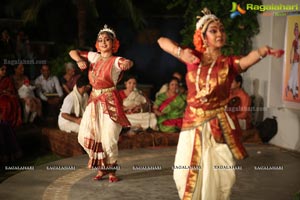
[183,55,248,160]
[78,51,130,127]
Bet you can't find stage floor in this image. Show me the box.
[1,144,299,200]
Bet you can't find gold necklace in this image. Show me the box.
[195,59,217,103]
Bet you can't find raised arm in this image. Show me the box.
[239,46,284,71]
[157,37,200,64]
[157,37,181,57]
[69,50,88,70]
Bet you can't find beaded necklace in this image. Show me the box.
[195,59,217,103]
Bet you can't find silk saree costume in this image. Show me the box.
[77,51,130,170]
[173,55,248,200]
[154,92,186,133]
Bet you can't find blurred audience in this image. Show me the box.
[153,77,186,133]
[0,62,22,164]
[60,62,81,95]
[15,30,30,59]
[156,71,186,98]
[18,79,42,123]
[228,75,252,130]
[0,29,16,60]
[0,63,22,127]
[11,63,29,91]
[34,64,63,119]
[58,75,89,133]
[119,75,157,131]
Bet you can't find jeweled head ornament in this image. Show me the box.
[196,8,219,32]
[193,8,220,52]
[98,24,116,38]
[95,24,120,53]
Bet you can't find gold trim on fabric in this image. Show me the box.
[190,106,225,118]
[182,107,225,131]
[183,127,202,200]
[105,92,118,122]
[217,112,247,160]
[92,87,115,96]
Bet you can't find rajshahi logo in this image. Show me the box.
[230,2,246,19]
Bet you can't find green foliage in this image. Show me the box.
[48,44,76,77]
[166,0,262,55]
[294,191,300,200]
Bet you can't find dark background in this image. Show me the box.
[0,0,187,100]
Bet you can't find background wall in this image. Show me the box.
[243,0,300,151]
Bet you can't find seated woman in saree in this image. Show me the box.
[0,63,22,164]
[153,77,187,133]
[0,64,22,127]
[118,75,157,131]
[60,62,81,95]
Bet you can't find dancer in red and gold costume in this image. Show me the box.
[158,8,284,200]
[69,25,133,183]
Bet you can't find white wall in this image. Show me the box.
[244,0,300,151]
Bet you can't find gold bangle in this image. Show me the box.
[257,48,265,60]
[177,46,182,58]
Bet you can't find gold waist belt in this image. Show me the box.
[190,106,225,118]
[92,87,115,96]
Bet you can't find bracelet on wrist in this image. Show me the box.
[257,47,266,60]
[177,46,182,58]
[258,52,263,60]
[76,60,85,63]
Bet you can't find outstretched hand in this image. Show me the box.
[119,59,133,70]
[180,48,200,64]
[268,49,284,58]
[77,60,87,70]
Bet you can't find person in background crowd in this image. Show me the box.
[18,79,42,123]
[11,63,28,91]
[0,29,16,60]
[0,63,22,127]
[34,64,63,118]
[58,75,89,133]
[228,74,252,130]
[156,71,186,98]
[153,77,186,133]
[0,62,22,164]
[118,75,157,131]
[60,62,81,95]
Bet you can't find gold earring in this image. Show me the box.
[203,40,208,48]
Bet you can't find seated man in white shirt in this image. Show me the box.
[35,64,64,118]
[58,75,89,133]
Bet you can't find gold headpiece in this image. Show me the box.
[98,24,116,38]
[196,8,219,32]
